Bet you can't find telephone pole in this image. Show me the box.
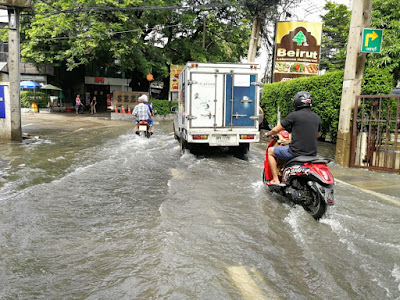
[0,0,33,142]
[335,0,373,167]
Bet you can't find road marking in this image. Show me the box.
[227,266,266,300]
[335,178,400,207]
[170,168,184,179]
[22,123,32,127]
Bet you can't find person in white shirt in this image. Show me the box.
[133,94,153,134]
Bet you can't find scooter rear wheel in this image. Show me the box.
[303,187,327,220]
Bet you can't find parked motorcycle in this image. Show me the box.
[137,120,152,138]
[263,130,334,220]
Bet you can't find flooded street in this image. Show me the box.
[1,115,400,299]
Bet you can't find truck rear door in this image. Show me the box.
[190,73,224,128]
[225,74,257,127]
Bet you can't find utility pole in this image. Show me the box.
[335,0,372,167]
[0,0,33,142]
[7,7,21,141]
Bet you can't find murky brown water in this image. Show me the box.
[1,117,399,299]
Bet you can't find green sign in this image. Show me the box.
[361,28,383,53]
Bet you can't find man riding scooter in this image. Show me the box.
[133,94,153,135]
[265,91,321,185]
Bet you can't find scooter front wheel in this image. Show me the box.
[262,169,267,184]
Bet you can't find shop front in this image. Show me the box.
[84,76,131,112]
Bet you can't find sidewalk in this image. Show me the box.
[330,164,400,203]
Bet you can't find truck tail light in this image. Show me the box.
[192,135,208,140]
[240,135,255,139]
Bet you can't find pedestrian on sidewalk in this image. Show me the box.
[75,94,82,114]
[90,96,97,114]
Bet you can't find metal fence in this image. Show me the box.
[350,94,400,172]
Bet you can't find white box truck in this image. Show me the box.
[173,62,262,155]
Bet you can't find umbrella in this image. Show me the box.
[41,84,62,91]
[20,80,41,89]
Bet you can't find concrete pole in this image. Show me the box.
[7,7,22,142]
[335,0,372,167]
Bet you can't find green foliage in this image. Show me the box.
[320,1,350,71]
[368,0,400,78]
[261,68,394,141]
[362,67,396,94]
[151,99,177,115]
[20,91,50,108]
[19,0,254,80]
[320,0,400,81]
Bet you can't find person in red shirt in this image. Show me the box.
[75,94,82,115]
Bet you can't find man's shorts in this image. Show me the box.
[274,145,295,160]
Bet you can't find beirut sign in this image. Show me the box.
[273,21,322,82]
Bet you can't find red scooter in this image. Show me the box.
[263,130,334,220]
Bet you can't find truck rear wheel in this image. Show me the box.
[230,143,249,158]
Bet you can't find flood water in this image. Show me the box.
[1,119,399,299]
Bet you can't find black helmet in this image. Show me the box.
[293,91,312,111]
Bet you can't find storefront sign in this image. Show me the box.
[94,77,105,83]
[113,91,149,106]
[170,65,184,92]
[273,22,322,82]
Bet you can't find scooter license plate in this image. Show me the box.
[139,125,147,131]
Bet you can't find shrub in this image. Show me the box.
[151,99,178,115]
[261,67,394,141]
[21,91,50,108]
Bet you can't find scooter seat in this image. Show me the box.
[285,156,332,167]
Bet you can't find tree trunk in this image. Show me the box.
[247,17,260,62]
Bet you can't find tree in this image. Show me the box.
[13,0,253,84]
[320,0,400,83]
[250,0,300,82]
[243,0,282,62]
[368,0,400,81]
[320,1,350,71]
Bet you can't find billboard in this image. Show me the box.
[170,65,184,92]
[273,22,322,82]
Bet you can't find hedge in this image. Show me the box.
[151,99,178,115]
[20,91,50,108]
[261,67,394,141]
